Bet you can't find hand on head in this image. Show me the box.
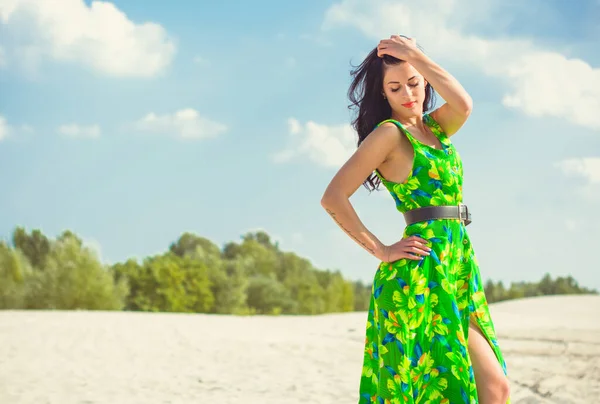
[377,35,418,60]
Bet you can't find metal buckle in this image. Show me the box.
[459,204,472,225]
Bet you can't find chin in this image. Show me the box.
[395,109,422,117]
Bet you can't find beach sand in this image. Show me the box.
[1,294,598,404]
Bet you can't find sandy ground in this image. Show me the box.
[0,294,598,404]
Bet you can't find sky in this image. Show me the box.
[1,0,599,291]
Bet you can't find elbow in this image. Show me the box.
[321,182,350,210]
[462,96,473,116]
[320,190,341,210]
[449,98,472,118]
[320,192,333,210]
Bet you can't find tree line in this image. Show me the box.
[483,274,596,303]
[0,227,370,314]
[0,227,596,314]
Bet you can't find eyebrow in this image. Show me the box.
[387,76,418,84]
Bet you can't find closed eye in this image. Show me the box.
[390,83,418,92]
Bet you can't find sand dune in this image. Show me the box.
[0,295,598,404]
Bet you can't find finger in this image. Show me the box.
[400,252,422,260]
[406,239,425,245]
[405,246,430,256]
[409,240,431,250]
[412,235,431,245]
[408,236,431,246]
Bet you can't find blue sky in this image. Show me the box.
[1,0,599,291]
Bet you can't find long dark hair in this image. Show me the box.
[347,46,437,191]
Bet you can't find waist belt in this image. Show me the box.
[403,204,472,226]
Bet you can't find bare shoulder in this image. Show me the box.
[321,122,402,199]
[349,122,404,173]
[359,121,401,151]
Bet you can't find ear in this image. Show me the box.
[424,78,428,87]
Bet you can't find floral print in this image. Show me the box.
[358,113,509,403]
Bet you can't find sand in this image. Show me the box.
[0,294,598,404]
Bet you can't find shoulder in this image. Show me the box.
[352,121,404,164]
[363,120,401,142]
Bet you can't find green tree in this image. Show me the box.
[210,256,249,314]
[0,242,33,309]
[246,275,296,314]
[111,258,143,311]
[12,227,50,269]
[320,270,354,313]
[170,232,220,259]
[353,280,372,311]
[119,253,214,313]
[26,233,127,310]
[170,232,249,314]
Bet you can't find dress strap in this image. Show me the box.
[374,119,420,185]
[375,118,420,148]
[423,113,448,140]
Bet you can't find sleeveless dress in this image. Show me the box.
[358,113,510,404]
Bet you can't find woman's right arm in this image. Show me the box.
[320,124,399,261]
[321,123,431,262]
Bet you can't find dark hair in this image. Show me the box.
[347,46,437,191]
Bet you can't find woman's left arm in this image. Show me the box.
[407,49,473,136]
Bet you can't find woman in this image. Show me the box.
[320,35,511,403]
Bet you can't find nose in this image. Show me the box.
[399,85,411,97]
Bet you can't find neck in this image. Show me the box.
[391,113,424,129]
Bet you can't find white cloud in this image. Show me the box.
[321,0,600,130]
[57,123,101,139]
[0,114,33,140]
[555,157,600,201]
[272,118,356,168]
[555,158,600,184]
[0,0,176,77]
[0,115,9,140]
[133,108,227,140]
[501,53,600,129]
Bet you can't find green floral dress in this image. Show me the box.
[358,113,509,404]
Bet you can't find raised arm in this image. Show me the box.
[407,49,473,136]
[378,35,473,136]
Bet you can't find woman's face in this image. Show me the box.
[381,62,428,118]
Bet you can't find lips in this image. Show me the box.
[402,101,417,108]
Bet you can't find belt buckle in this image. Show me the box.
[459,204,471,226]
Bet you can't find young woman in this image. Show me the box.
[320,35,511,404]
